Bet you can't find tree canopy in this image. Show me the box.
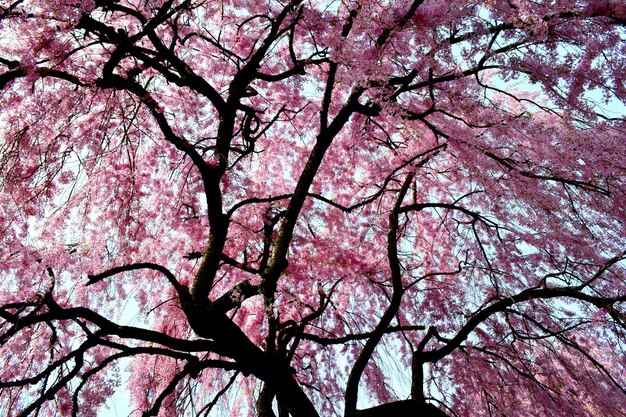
[1,1,625,416]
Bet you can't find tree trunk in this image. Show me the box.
[356,400,449,417]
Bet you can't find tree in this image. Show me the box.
[0,0,625,416]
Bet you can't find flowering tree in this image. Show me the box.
[1,0,625,416]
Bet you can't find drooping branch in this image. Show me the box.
[141,364,191,417]
[419,281,626,364]
[483,149,612,196]
[14,344,87,417]
[503,308,626,396]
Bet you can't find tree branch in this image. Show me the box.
[87,262,183,293]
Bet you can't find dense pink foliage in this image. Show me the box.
[0,1,625,416]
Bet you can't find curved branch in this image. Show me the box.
[420,285,626,363]
[260,87,363,296]
[87,262,183,293]
[307,144,447,213]
[399,202,499,228]
[344,172,414,416]
[356,400,448,417]
[0,65,86,90]
[1,295,220,355]
[301,325,426,346]
[483,149,611,196]
[227,193,292,217]
[142,365,190,417]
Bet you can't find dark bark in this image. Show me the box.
[356,400,449,417]
[181,296,320,417]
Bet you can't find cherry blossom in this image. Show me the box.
[0,1,624,416]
